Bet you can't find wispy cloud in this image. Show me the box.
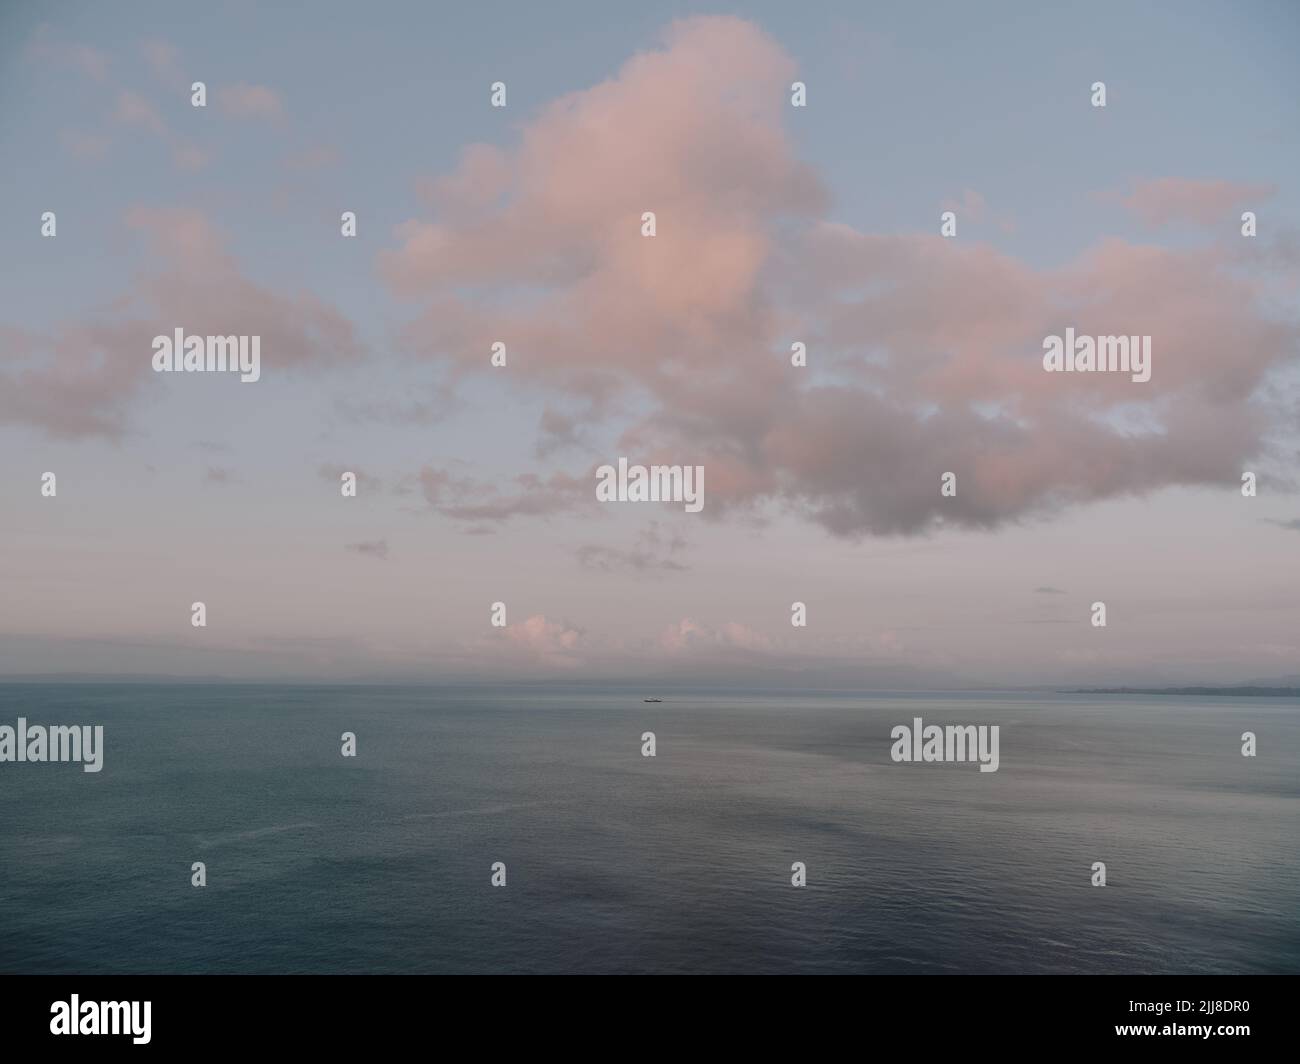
[113,90,166,135]
[576,522,689,574]
[1106,177,1277,228]
[346,539,390,560]
[203,466,238,485]
[140,38,184,88]
[217,82,286,122]
[26,25,110,81]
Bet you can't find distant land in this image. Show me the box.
[1073,686,1300,698]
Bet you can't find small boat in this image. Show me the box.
[643,697,662,703]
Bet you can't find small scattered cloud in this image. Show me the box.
[217,83,285,122]
[659,618,771,654]
[576,521,689,574]
[114,90,166,135]
[502,614,585,668]
[535,406,590,458]
[346,539,389,560]
[577,544,687,574]
[26,25,110,81]
[140,38,185,87]
[1105,177,1276,228]
[59,130,111,161]
[335,394,445,427]
[319,465,383,493]
[172,143,212,172]
[140,38,183,88]
[417,465,592,525]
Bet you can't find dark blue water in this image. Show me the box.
[0,684,1296,973]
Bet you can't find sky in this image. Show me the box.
[1,0,1298,687]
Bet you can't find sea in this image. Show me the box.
[0,684,1296,974]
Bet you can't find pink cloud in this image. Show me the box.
[503,615,585,668]
[415,143,510,213]
[1112,177,1276,228]
[26,26,110,81]
[171,143,212,171]
[114,90,166,135]
[60,130,111,160]
[217,83,285,121]
[939,189,1016,233]
[377,17,1299,537]
[140,38,183,87]
[124,207,361,368]
[0,208,362,438]
[659,618,771,654]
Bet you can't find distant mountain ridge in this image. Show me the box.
[1074,686,1299,698]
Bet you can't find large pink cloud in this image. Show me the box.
[379,16,1299,537]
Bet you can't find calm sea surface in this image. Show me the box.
[0,684,1296,973]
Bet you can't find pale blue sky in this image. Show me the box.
[2,1,1298,685]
